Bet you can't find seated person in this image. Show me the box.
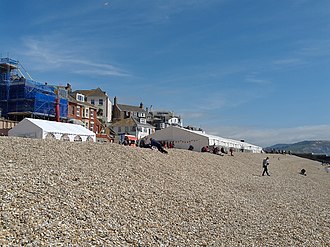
[300,169,306,176]
[201,146,210,152]
[150,138,168,154]
[213,147,224,156]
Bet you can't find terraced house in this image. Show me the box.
[111,97,155,141]
[73,87,112,124]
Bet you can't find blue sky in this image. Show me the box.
[1,0,330,147]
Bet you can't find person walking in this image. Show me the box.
[262,157,270,176]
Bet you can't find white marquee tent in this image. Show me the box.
[146,126,262,153]
[8,118,96,142]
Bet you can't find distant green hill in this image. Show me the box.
[266,140,330,154]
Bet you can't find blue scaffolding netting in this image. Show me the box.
[0,58,68,118]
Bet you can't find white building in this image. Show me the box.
[148,111,183,130]
[146,126,262,153]
[111,116,155,141]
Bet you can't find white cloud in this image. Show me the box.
[206,124,330,147]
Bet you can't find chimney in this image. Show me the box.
[65,83,72,93]
[140,102,143,109]
[114,96,117,106]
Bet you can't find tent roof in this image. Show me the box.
[160,126,261,149]
[24,118,95,136]
[187,128,260,148]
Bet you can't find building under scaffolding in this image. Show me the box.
[0,57,68,121]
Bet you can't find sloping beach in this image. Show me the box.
[1,137,329,246]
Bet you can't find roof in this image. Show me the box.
[151,126,262,150]
[67,93,98,109]
[111,117,155,129]
[116,104,147,113]
[74,87,107,97]
[22,118,95,136]
[9,118,96,142]
[131,117,155,128]
[111,117,135,127]
[184,127,261,149]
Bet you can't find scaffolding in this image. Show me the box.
[0,58,68,120]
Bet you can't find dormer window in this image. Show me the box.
[76,93,85,102]
[140,118,146,124]
[138,112,145,118]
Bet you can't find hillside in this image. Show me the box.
[0,137,329,246]
[266,140,330,154]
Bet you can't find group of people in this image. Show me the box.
[122,136,135,146]
[200,145,233,156]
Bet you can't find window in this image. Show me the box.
[85,109,89,117]
[99,99,103,106]
[140,118,146,124]
[91,99,95,105]
[90,109,94,117]
[77,106,80,117]
[77,94,84,102]
[71,106,75,115]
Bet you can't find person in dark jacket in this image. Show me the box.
[150,138,168,154]
[262,157,270,176]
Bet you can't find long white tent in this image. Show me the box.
[146,126,262,153]
[8,118,96,142]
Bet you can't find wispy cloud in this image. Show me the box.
[20,36,130,77]
[106,0,227,26]
[298,39,330,58]
[245,73,271,85]
[272,58,302,66]
[30,2,104,27]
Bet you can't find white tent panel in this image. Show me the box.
[8,118,96,142]
[150,126,209,151]
[146,126,262,153]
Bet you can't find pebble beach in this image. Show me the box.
[0,137,329,246]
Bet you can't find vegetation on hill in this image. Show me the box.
[266,140,330,154]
